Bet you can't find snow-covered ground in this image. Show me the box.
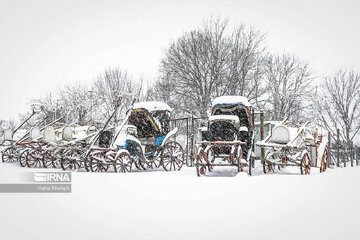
[1,162,360,240]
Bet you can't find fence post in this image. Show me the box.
[260,110,265,165]
[190,113,195,167]
[186,118,189,166]
[351,142,354,167]
[327,131,331,167]
[337,129,340,167]
[343,151,346,167]
[357,147,359,166]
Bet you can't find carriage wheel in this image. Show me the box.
[114,152,132,173]
[61,150,82,171]
[42,150,54,168]
[300,152,311,175]
[148,158,161,169]
[133,157,144,170]
[138,158,149,170]
[51,149,63,168]
[26,149,44,168]
[19,149,29,167]
[236,147,244,173]
[206,148,215,172]
[263,152,275,174]
[196,149,208,177]
[320,147,328,173]
[2,147,17,163]
[89,151,109,172]
[161,141,184,171]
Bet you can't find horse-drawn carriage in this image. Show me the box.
[86,101,185,172]
[256,121,328,174]
[195,96,255,176]
[49,124,98,171]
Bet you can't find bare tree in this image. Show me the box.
[264,54,313,121]
[93,68,143,124]
[58,83,91,124]
[314,70,360,147]
[155,17,266,118]
[224,25,267,104]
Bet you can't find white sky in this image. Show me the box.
[1,0,360,119]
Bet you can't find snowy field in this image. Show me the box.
[1,162,360,240]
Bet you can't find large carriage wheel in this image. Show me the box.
[196,149,208,177]
[19,149,29,167]
[42,150,54,168]
[61,149,82,171]
[114,152,132,173]
[26,149,44,168]
[89,151,109,172]
[2,147,17,163]
[300,152,311,175]
[263,152,275,174]
[160,141,184,171]
[320,147,328,173]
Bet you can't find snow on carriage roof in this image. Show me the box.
[133,101,172,112]
[208,115,239,123]
[212,96,251,107]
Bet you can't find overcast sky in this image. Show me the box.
[1,0,359,119]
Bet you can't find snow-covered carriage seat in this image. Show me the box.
[129,101,174,149]
[208,115,241,141]
[210,96,253,140]
[271,124,302,145]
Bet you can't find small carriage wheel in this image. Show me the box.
[263,152,275,174]
[205,148,215,172]
[133,157,144,170]
[114,152,132,173]
[42,150,54,168]
[161,141,184,171]
[138,159,149,170]
[237,147,244,173]
[207,148,215,163]
[1,147,17,163]
[26,149,44,168]
[300,152,311,175]
[320,147,328,173]
[19,149,29,167]
[89,151,109,172]
[148,158,161,169]
[196,149,208,177]
[52,150,62,169]
[61,150,82,171]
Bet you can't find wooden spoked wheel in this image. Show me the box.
[300,152,311,175]
[61,149,82,171]
[19,149,29,167]
[207,148,215,163]
[263,152,275,174]
[205,148,215,172]
[52,150,63,168]
[138,159,149,170]
[236,146,244,173]
[196,149,208,177]
[42,150,54,168]
[2,147,17,163]
[161,141,184,171]
[148,158,161,169]
[114,152,132,173]
[26,149,44,168]
[320,147,328,173]
[89,151,109,172]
